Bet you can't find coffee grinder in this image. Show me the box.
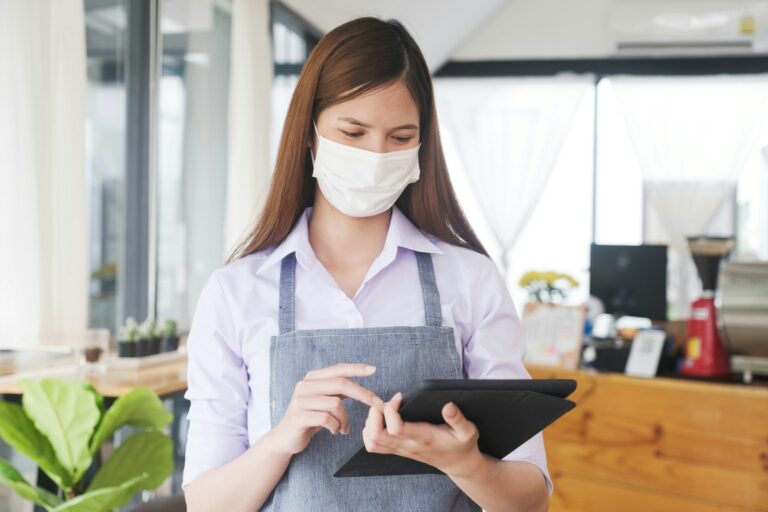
[681,236,735,378]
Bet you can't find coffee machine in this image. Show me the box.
[681,236,735,378]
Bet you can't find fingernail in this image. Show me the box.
[445,402,457,416]
[366,365,376,373]
[373,396,384,405]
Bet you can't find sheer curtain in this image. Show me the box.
[609,75,768,318]
[0,0,88,348]
[434,76,593,278]
[225,0,273,253]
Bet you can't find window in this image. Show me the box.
[85,0,129,331]
[438,72,768,319]
[436,77,595,314]
[270,6,318,165]
[595,75,768,318]
[155,0,233,328]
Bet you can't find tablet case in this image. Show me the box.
[334,379,577,477]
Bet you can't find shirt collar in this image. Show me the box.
[255,206,443,276]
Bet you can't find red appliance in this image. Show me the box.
[681,236,734,378]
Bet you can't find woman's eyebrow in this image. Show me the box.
[337,116,418,130]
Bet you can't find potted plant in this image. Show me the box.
[147,319,162,355]
[117,318,139,358]
[137,318,159,357]
[0,378,173,511]
[160,320,179,353]
[89,262,117,295]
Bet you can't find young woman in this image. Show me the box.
[182,16,551,512]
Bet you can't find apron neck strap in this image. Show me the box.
[277,250,443,335]
[278,253,297,335]
[414,251,443,328]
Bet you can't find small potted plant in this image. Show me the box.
[117,317,139,357]
[147,319,162,355]
[161,319,179,353]
[137,318,158,357]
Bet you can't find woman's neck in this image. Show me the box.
[308,191,391,269]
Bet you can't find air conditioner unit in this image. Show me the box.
[609,1,768,56]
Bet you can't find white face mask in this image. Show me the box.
[309,120,421,217]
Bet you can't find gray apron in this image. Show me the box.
[263,251,481,511]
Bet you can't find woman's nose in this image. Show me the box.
[362,134,388,153]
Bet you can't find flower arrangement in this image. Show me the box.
[519,271,579,304]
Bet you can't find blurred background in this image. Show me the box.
[1,0,767,511]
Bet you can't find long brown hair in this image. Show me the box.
[228,16,487,262]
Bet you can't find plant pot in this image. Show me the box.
[148,336,161,355]
[161,335,179,353]
[137,337,151,357]
[118,340,137,357]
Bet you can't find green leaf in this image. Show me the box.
[0,401,73,491]
[0,456,63,511]
[19,379,101,480]
[51,473,148,512]
[79,382,104,416]
[87,387,172,458]
[88,430,173,494]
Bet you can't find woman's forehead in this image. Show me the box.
[322,82,419,126]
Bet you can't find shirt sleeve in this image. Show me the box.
[181,269,251,489]
[460,255,554,496]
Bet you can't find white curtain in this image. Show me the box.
[434,77,592,277]
[0,0,88,348]
[225,0,273,253]
[609,75,768,318]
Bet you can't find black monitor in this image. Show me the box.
[589,244,668,321]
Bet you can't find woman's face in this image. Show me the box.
[312,80,420,155]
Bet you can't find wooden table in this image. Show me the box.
[0,351,188,399]
[528,364,768,512]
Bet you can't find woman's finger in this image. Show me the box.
[296,395,350,434]
[299,410,341,435]
[363,404,392,453]
[442,402,477,442]
[383,392,404,436]
[304,363,377,381]
[297,377,383,407]
[365,403,386,433]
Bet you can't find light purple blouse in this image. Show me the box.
[182,206,552,494]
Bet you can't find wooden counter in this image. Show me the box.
[527,364,768,512]
[0,352,188,399]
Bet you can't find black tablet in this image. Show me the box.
[333,378,577,478]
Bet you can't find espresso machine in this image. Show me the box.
[719,261,768,383]
[681,236,735,378]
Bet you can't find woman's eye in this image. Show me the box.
[340,130,363,138]
[393,136,413,143]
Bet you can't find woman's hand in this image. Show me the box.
[362,393,484,478]
[269,363,384,456]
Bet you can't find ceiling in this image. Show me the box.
[279,0,509,72]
